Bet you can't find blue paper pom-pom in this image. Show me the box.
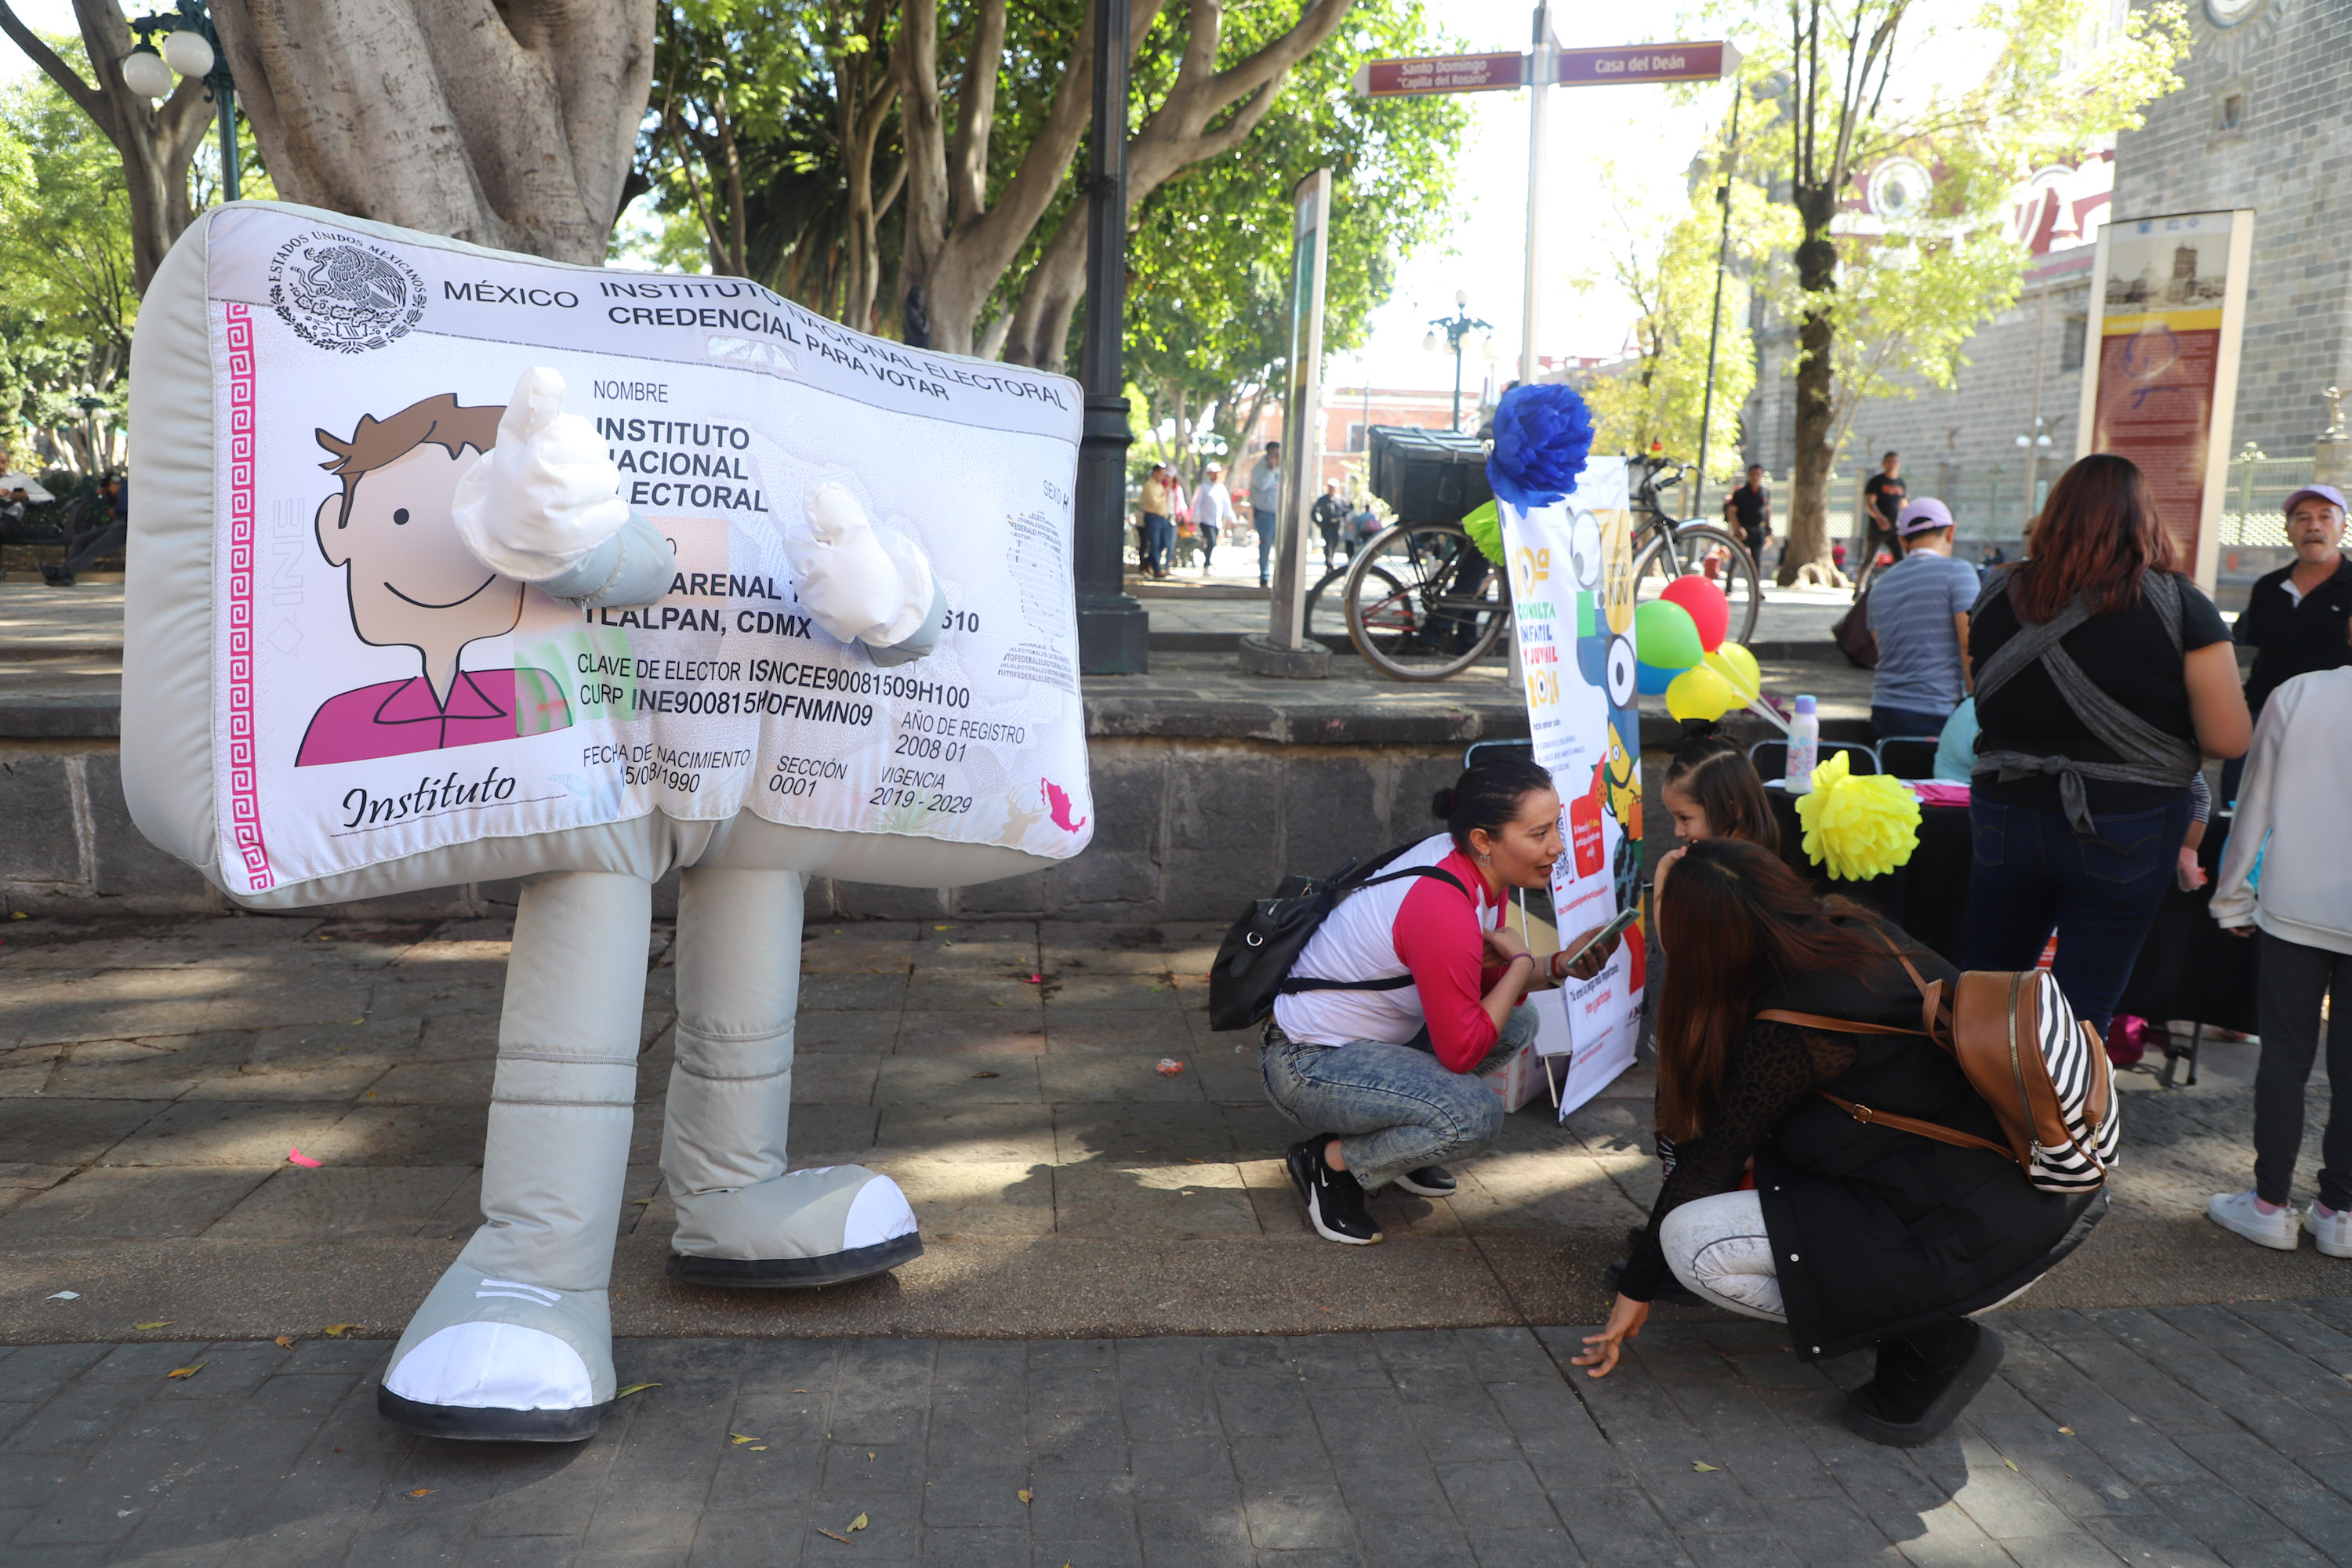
[1486,383,1595,512]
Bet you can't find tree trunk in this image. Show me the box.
[999,0,1352,372]
[208,0,655,264]
[1,0,216,292]
[1778,214,1839,586]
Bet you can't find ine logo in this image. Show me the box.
[267,233,426,354]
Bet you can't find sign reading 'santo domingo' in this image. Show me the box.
[1353,39,1737,97]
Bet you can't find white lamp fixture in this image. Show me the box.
[120,49,173,100]
[161,28,216,78]
[1422,332,1439,354]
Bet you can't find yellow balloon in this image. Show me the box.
[1704,641,1761,701]
[1665,665,1742,722]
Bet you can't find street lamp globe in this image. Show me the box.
[162,27,216,79]
[120,48,173,99]
[1454,288,1469,307]
[1421,331,1439,354]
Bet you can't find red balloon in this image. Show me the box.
[1660,575,1730,652]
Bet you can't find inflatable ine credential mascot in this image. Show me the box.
[124,203,1092,1440]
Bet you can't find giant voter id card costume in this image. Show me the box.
[125,201,1091,1440]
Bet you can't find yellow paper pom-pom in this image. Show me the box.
[1794,750,1922,881]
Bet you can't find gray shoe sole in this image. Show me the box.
[665,1231,924,1290]
[378,1387,612,1443]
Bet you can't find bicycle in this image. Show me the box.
[1331,519,1509,681]
[1628,456,1762,648]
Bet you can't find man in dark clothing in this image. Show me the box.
[2226,484,2352,804]
[1312,480,1349,568]
[1861,452,1905,570]
[1724,464,1771,561]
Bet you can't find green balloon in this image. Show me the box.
[1634,598,1703,672]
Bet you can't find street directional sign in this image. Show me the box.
[1555,40,1739,86]
[1353,52,1527,96]
[1352,40,1736,98]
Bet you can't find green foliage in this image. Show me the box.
[1697,0,2190,458]
[0,38,137,474]
[1124,0,1468,474]
[1578,136,1777,482]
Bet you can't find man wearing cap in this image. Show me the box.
[2226,484,2352,803]
[1191,460,1234,575]
[1248,441,1283,588]
[1864,496,1980,739]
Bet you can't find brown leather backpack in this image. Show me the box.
[1758,935,2118,1193]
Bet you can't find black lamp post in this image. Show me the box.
[123,1,238,202]
[73,386,106,477]
[1072,0,1148,674]
[1422,292,1491,432]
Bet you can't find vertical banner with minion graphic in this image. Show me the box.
[1499,458,1645,1119]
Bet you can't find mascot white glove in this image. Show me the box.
[452,368,631,582]
[788,482,936,648]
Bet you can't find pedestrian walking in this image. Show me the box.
[1862,452,1906,573]
[1191,462,1234,575]
[1312,478,1348,568]
[1581,837,2103,1448]
[2206,664,2352,1255]
[1249,441,1283,588]
[1137,463,1174,579]
[1962,453,2251,1037]
[2221,484,2352,805]
[1724,464,1772,564]
[1864,497,1980,739]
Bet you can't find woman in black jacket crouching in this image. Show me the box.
[1574,838,2104,1446]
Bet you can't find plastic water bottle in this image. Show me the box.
[1784,695,1820,786]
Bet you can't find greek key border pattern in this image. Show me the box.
[222,302,274,891]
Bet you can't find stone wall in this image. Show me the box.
[2111,0,2352,458]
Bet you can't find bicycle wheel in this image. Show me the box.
[1303,561,1391,647]
[1341,522,1508,681]
[1632,523,1762,647]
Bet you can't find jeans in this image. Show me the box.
[1258,1007,1526,1191]
[1963,795,2191,1035]
[1198,523,1218,572]
[2252,931,2352,1210]
[1871,703,1951,741]
[1141,512,1172,572]
[1660,1190,1785,1322]
[1254,508,1277,586]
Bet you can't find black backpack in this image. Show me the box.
[1207,846,1472,1033]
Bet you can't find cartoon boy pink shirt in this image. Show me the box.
[296,666,571,766]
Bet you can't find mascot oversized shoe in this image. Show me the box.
[666,1163,920,1288]
[379,1265,616,1441]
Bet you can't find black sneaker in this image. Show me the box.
[1286,1138,1383,1245]
[1842,1321,2004,1448]
[1393,1165,1456,1197]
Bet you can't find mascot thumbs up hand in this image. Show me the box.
[789,481,946,665]
[451,367,670,609]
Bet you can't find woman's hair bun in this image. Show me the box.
[1430,786,1457,820]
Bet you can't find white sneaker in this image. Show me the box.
[2307,1204,2352,1258]
[2208,1190,2301,1251]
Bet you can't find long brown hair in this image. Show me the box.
[1653,839,1894,1141]
[2011,452,2179,622]
[1660,731,1779,853]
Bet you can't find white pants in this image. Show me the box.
[1659,1190,1786,1322]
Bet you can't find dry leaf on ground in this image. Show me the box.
[1017,1489,1032,1504]
[133,1321,172,1330]
[408,1489,435,1497]
[848,1513,869,1531]
[321,1323,360,1337]
[1690,1461,1717,1472]
[274,1335,295,1348]
[165,1363,205,1378]
[615,1381,660,1399]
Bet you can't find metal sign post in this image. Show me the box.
[1271,168,1334,654]
[1356,17,1739,388]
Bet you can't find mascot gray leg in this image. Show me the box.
[379,870,648,1440]
[662,866,920,1287]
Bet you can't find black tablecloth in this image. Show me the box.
[1761,786,2259,1032]
[1766,786,1973,964]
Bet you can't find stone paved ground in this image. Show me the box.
[15,1306,2352,1566]
[2,912,2349,1341]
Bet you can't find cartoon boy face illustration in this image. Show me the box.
[296,394,572,767]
